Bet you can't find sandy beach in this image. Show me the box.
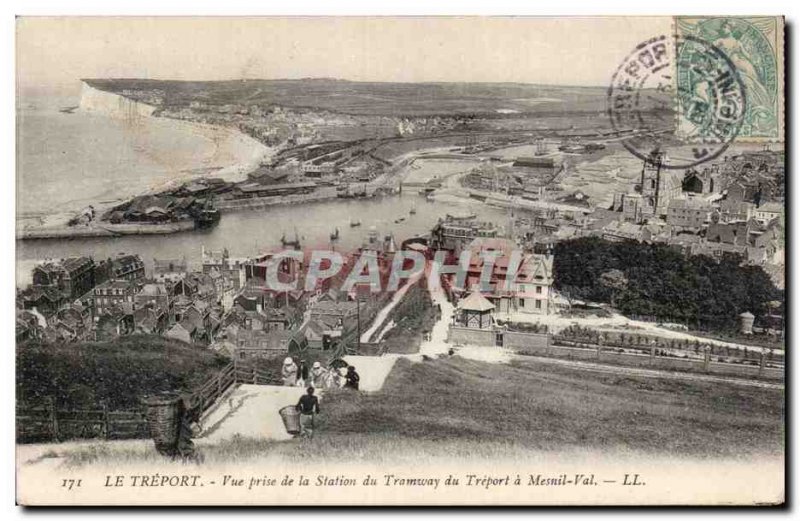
[16,100,274,231]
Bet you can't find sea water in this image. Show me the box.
[16,96,266,217]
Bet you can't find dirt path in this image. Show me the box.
[342,355,398,392]
[338,284,456,393]
[197,384,310,443]
[418,284,454,357]
[360,273,423,343]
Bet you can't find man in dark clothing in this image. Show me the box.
[295,386,320,438]
[345,366,360,390]
[296,359,309,387]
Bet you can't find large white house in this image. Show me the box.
[457,237,554,315]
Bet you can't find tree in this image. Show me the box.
[599,269,628,308]
[553,238,781,334]
[557,284,585,310]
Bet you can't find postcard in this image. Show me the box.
[15,16,785,506]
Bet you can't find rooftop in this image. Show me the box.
[95,279,135,290]
[458,291,495,312]
[237,182,316,193]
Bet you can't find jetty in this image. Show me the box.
[17,221,197,240]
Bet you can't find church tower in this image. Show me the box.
[639,150,670,219]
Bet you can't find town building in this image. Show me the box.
[93,279,137,317]
[597,220,658,243]
[134,282,174,322]
[666,197,713,230]
[247,167,289,184]
[20,286,65,317]
[108,253,146,282]
[52,303,92,342]
[753,201,784,224]
[132,305,170,335]
[16,309,45,343]
[637,151,683,220]
[619,193,645,224]
[288,317,343,352]
[431,215,499,253]
[308,299,358,327]
[229,182,317,199]
[303,162,337,176]
[165,322,195,344]
[32,257,96,301]
[696,217,783,266]
[201,247,248,291]
[614,152,682,223]
[457,237,554,315]
[716,200,754,223]
[454,291,495,329]
[511,157,560,177]
[167,303,217,344]
[233,329,292,360]
[94,303,134,341]
[682,165,721,195]
[153,257,188,282]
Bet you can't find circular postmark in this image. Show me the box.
[607,34,746,169]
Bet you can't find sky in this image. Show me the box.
[17,16,671,94]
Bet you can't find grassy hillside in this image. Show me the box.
[17,335,229,410]
[308,356,784,459]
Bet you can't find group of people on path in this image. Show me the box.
[281,357,360,391]
[284,357,361,439]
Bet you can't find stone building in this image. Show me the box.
[666,197,713,230]
[637,151,683,220]
[93,279,137,318]
[32,257,96,301]
[614,152,683,223]
[109,254,145,282]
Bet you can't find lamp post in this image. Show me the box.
[356,297,361,353]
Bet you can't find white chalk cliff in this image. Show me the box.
[79,81,157,120]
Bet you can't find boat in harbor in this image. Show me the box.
[330,227,340,241]
[350,219,361,227]
[281,229,302,250]
[193,203,221,229]
[446,212,477,220]
[409,205,417,215]
[337,183,368,198]
[394,216,406,223]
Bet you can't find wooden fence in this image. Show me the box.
[552,332,785,365]
[16,399,147,443]
[232,360,283,386]
[548,337,783,380]
[17,363,238,444]
[184,362,237,418]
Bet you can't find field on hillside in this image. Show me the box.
[16,335,230,410]
[308,356,784,458]
[86,78,613,116]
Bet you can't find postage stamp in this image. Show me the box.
[676,16,784,141]
[607,34,746,169]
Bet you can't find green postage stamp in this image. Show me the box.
[676,16,785,141]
